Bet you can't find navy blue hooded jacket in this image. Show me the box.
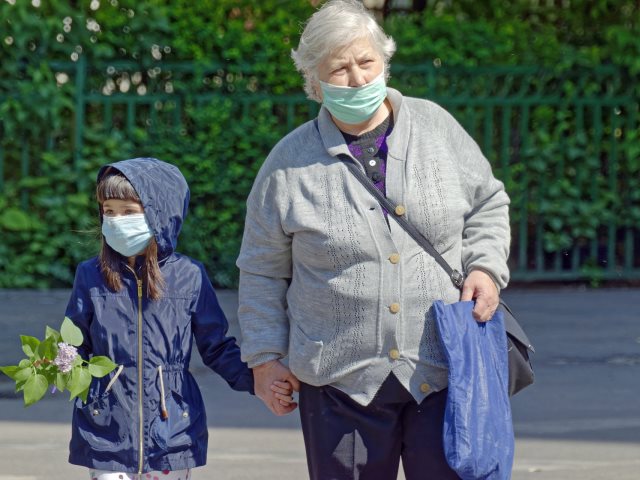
[65,158,254,473]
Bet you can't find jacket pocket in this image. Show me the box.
[79,393,114,428]
[73,365,129,451]
[150,389,205,454]
[288,322,324,380]
[74,387,128,451]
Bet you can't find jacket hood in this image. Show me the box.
[97,157,190,257]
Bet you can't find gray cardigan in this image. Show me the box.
[237,88,511,406]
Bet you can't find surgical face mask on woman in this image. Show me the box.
[319,72,387,125]
[102,213,154,257]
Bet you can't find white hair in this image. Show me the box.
[291,0,397,102]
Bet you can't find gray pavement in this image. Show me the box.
[1,287,639,479]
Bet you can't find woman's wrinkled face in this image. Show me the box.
[316,37,384,96]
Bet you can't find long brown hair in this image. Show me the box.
[96,171,166,300]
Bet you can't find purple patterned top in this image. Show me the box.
[342,115,394,222]
[342,114,393,196]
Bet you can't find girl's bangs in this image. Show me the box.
[97,173,140,203]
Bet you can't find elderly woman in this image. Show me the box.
[237,0,510,478]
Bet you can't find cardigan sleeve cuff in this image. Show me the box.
[247,352,284,369]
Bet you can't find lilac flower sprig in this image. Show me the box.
[53,342,79,373]
[0,317,116,406]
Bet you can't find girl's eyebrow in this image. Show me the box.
[103,201,142,208]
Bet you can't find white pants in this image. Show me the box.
[90,469,191,480]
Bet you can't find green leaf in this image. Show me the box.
[37,335,58,360]
[0,365,20,380]
[68,367,92,401]
[20,335,40,358]
[55,372,68,392]
[45,326,62,343]
[77,386,91,403]
[0,207,32,231]
[60,317,83,347]
[88,356,117,378]
[14,367,33,383]
[18,359,31,368]
[23,373,48,407]
[40,367,57,386]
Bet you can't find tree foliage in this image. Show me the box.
[0,0,638,287]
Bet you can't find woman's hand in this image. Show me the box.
[253,360,300,416]
[460,270,499,322]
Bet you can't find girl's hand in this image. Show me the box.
[270,380,297,407]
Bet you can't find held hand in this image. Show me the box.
[270,380,297,408]
[460,270,499,322]
[252,360,300,416]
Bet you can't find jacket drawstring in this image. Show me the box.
[105,365,123,393]
[158,365,169,420]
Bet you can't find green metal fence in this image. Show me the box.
[1,59,639,283]
[392,64,640,281]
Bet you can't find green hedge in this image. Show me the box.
[1,0,638,287]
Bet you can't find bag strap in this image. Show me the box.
[338,153,465,289]
[340,154,536,352]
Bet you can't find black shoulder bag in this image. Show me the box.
[340,154,535,396]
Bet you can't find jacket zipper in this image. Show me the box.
[137,276,143,474]
[127,265,145,474]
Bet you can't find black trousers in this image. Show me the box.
[299,374,460,480]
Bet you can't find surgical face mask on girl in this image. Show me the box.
[319,72,387,125]
[101,213,154,257]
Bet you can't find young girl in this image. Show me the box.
[65,158,294,479]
